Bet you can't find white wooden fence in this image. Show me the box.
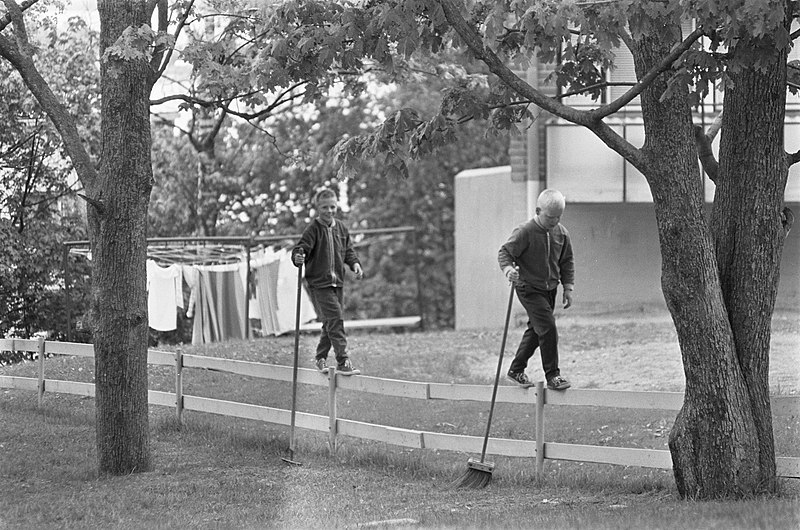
[1,337,798,478]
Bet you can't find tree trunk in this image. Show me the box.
[629,26,767,498]
[707,30,790,492]
[90,0,154,474]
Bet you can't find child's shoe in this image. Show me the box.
[507,370,534,388]
[315,358,329,374]
[337,358,361,376]
[547,375,571,390]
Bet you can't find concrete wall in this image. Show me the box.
[779,207,800,310]
[454,167,800,329]
[454,166,527,330]
[565,203,664,311]
[567,202,800,312]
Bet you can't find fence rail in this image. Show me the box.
[1,338,798,478]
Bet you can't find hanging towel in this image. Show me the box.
[182,266,207,345]
[188,262,247,344]
[254,259,282,335]
[211,268,247,340]
[146,260,184,331]
[275,249,316,333]
[252,249,316,335]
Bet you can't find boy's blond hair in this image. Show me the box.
[314,188,337,205]
[537,189,566,210]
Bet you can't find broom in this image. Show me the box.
[452,282,515,488]
[281,262,304,466]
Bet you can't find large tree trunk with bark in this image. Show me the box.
[89,0,154,474]
[629,23,773,498]
[435,0,790,499]
[707,30,790,492]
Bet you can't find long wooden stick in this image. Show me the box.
[479,283,515,463]
[286,264,303,462]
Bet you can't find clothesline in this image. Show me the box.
[146,248,317,343]
[66,232,399,267]
[61,227,423,341]
[145,244,256,266]
[67,243,287,267]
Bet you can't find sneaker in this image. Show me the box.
[315,358,329,374]
[507,370,534,388]
[547,375,571,390]
[336,358,361,376]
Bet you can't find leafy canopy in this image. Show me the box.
[210,0,791,179]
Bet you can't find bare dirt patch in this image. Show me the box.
[466,308,799,394]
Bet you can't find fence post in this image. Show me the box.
[534,381,545,475]
[328,366,338,456]
[37,336,46,408]
[175,348,183,426]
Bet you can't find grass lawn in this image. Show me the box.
[1,309,798,529]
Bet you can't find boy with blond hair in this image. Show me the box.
[498,189,575,390]
[292,188,363,375]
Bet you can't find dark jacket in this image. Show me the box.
[292,218,360,289]
[498,219,574,292]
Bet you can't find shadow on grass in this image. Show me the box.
[2,390,799,530]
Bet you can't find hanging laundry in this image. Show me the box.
[209,267,247,340]
[251,248,316,336]
[254,258,281,335]
[184,262,247,344]
[274,249,317,333]
[180,248,316,343]
[182,266,204,344]
[146,260,184,332]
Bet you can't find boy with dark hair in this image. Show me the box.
[292,189,363,375]
[498,188,575,390]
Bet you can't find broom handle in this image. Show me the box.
[288,263,303,457]
[479,283,515,463]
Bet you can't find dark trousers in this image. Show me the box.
[309,286,348,363]
[509,285,560,380]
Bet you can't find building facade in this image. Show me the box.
[454,36,800,330]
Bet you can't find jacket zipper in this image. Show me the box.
[328,222,337,287]
[545,230,552,290]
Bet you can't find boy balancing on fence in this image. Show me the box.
[498,188,575,391]
[292,188,364,375]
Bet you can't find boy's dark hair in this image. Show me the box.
[314,188,337,205]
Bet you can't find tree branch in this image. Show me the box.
[150,88,272,109]
[782,207,794,237]
[437,0,586,125]
[1,0,35,56]
[78,193,106,215]
[558,81,636,100]
[224,29,268,64]
[437,0,648,172]
[150,93,227,108]
[0,125,41,158]
[219,89,305,121]
[691,109,723,180]
[706,109,723,141]
[0,0,39,33]
[694,125,718,182]
[152,0,197,84]
[148,0,169,77]
[151,112,192,136]
[0,18,97,190]
[587,27,706,120]
[787,149,800,167]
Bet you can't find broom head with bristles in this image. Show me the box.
[451,458,495,489]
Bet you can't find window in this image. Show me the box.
[546,121,653,203]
